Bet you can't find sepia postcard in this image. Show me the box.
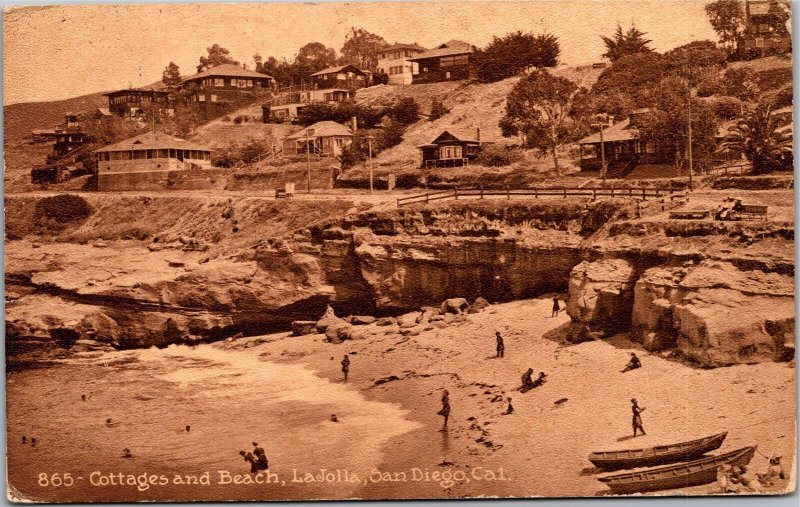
[3,1,796,502]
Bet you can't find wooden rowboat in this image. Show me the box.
[597,446,756,495]
[589,432,728,470]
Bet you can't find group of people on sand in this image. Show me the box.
[240,442,269,473]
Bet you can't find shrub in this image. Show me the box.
[388,97,419,125]
[429,98,450,121]
[233,115,245,124]
[474,145,522,167]
[475,32,560,82]
[33,194,93,234]
[377,120,405,150]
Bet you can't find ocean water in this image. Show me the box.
[6,343,420,502]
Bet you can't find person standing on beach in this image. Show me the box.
[495,331,505,358]
[505,397,514,415]
[239,450,259,473]
[551,296,561,317]
[438,389,451,427]
[521,368,534,390]
[341,354,350,382]
[631,398,646,436]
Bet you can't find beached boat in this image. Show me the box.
[597,446,756,495]
[589,432,728,470]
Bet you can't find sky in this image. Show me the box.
[3,1,720,105]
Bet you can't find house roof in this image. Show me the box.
[95,108,112,116]
[408,40,474,61]
[310,65,366,77]
[181,64,272,84]
[578,119,639,144]
[375,43,428,54]
[104,87,171,97]
[418,129,485,147]
[95,132,213,153]
[286,121,354,140]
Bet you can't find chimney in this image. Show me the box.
[351,116,358,133]
[476,127,481,144]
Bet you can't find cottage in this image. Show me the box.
[418,129,486,168]
[577,110,656,172]
[283,121,354,157]
[375,43,427,85]
[266,88,354,123]
[310,65,367,90]
[104,88,172,117]
[95,132,212,175]
[739,0,791,59]
[407,40,476,84]
[179,64,274,109]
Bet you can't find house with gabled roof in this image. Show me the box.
[310,65,367,90]
[407,40,477,84]
[178,64,274,110]
[104,87,172,117]
[283,121,354,157]
[375,43,428,85]
[418,128,489,168]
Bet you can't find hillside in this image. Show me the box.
[352,65,603,171]
[187,102,298,150]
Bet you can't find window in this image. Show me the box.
[755,37,765,48]
[440,145,463,159]
[446,71,451,79]
[214,78,224,87]
[441,54,469,67]
[210,94,218,102]
[198,94,205,102]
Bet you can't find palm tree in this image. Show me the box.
[720,101,793,173]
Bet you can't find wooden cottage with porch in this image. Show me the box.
[95,132,212,175]
[283,121,354,157]
[577,110,655,173]
[418,129,486,168]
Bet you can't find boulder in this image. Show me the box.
[375,317,396,326]
[469,297,491,313]
[397,312,420,328]
[566,259,637,339]
[440,298,470,315]
[316,305,344,333]
[631,261,795,366]
[350,315,376,325]
[291,320,317,336]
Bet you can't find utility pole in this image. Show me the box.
[367,135,374,193]
[592,114,608,182]
[687,82,694,191]
[305,127,311,193]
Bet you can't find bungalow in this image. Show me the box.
[375,43,427,85]
[310,65,367,90]
[577,110,655,172]
[283,121,354,157]
[95,132,212,175]
[407,40,476,84]
[179,64,274,109]
[104,88,172,117]
[418,129,486,168]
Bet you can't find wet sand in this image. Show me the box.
[6,297,796,501]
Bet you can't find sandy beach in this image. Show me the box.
[7,296,795,500]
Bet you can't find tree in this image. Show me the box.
[592,52,667,107]
[637,77,718,170]
[705,0,746,51]
[339,27,389,71]
[474,31,560,82]
[499,70,579,175]
[429,97,450,121]
[198,44,238,72]
[293,42,337,81]
[720,101,793,173]
[162,62,181,86]
[601,23,653,62]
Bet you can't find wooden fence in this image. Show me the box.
[700,163,751,177]
[397,186,671,207]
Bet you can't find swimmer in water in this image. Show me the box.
[31,437,37,447]
[21,436,26,444]
[122,448,132,458]
[185,425,191,433]
[330,414,338,423]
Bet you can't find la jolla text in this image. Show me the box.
[41,468,509,492]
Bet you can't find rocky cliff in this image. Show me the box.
[5,193,794,367]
